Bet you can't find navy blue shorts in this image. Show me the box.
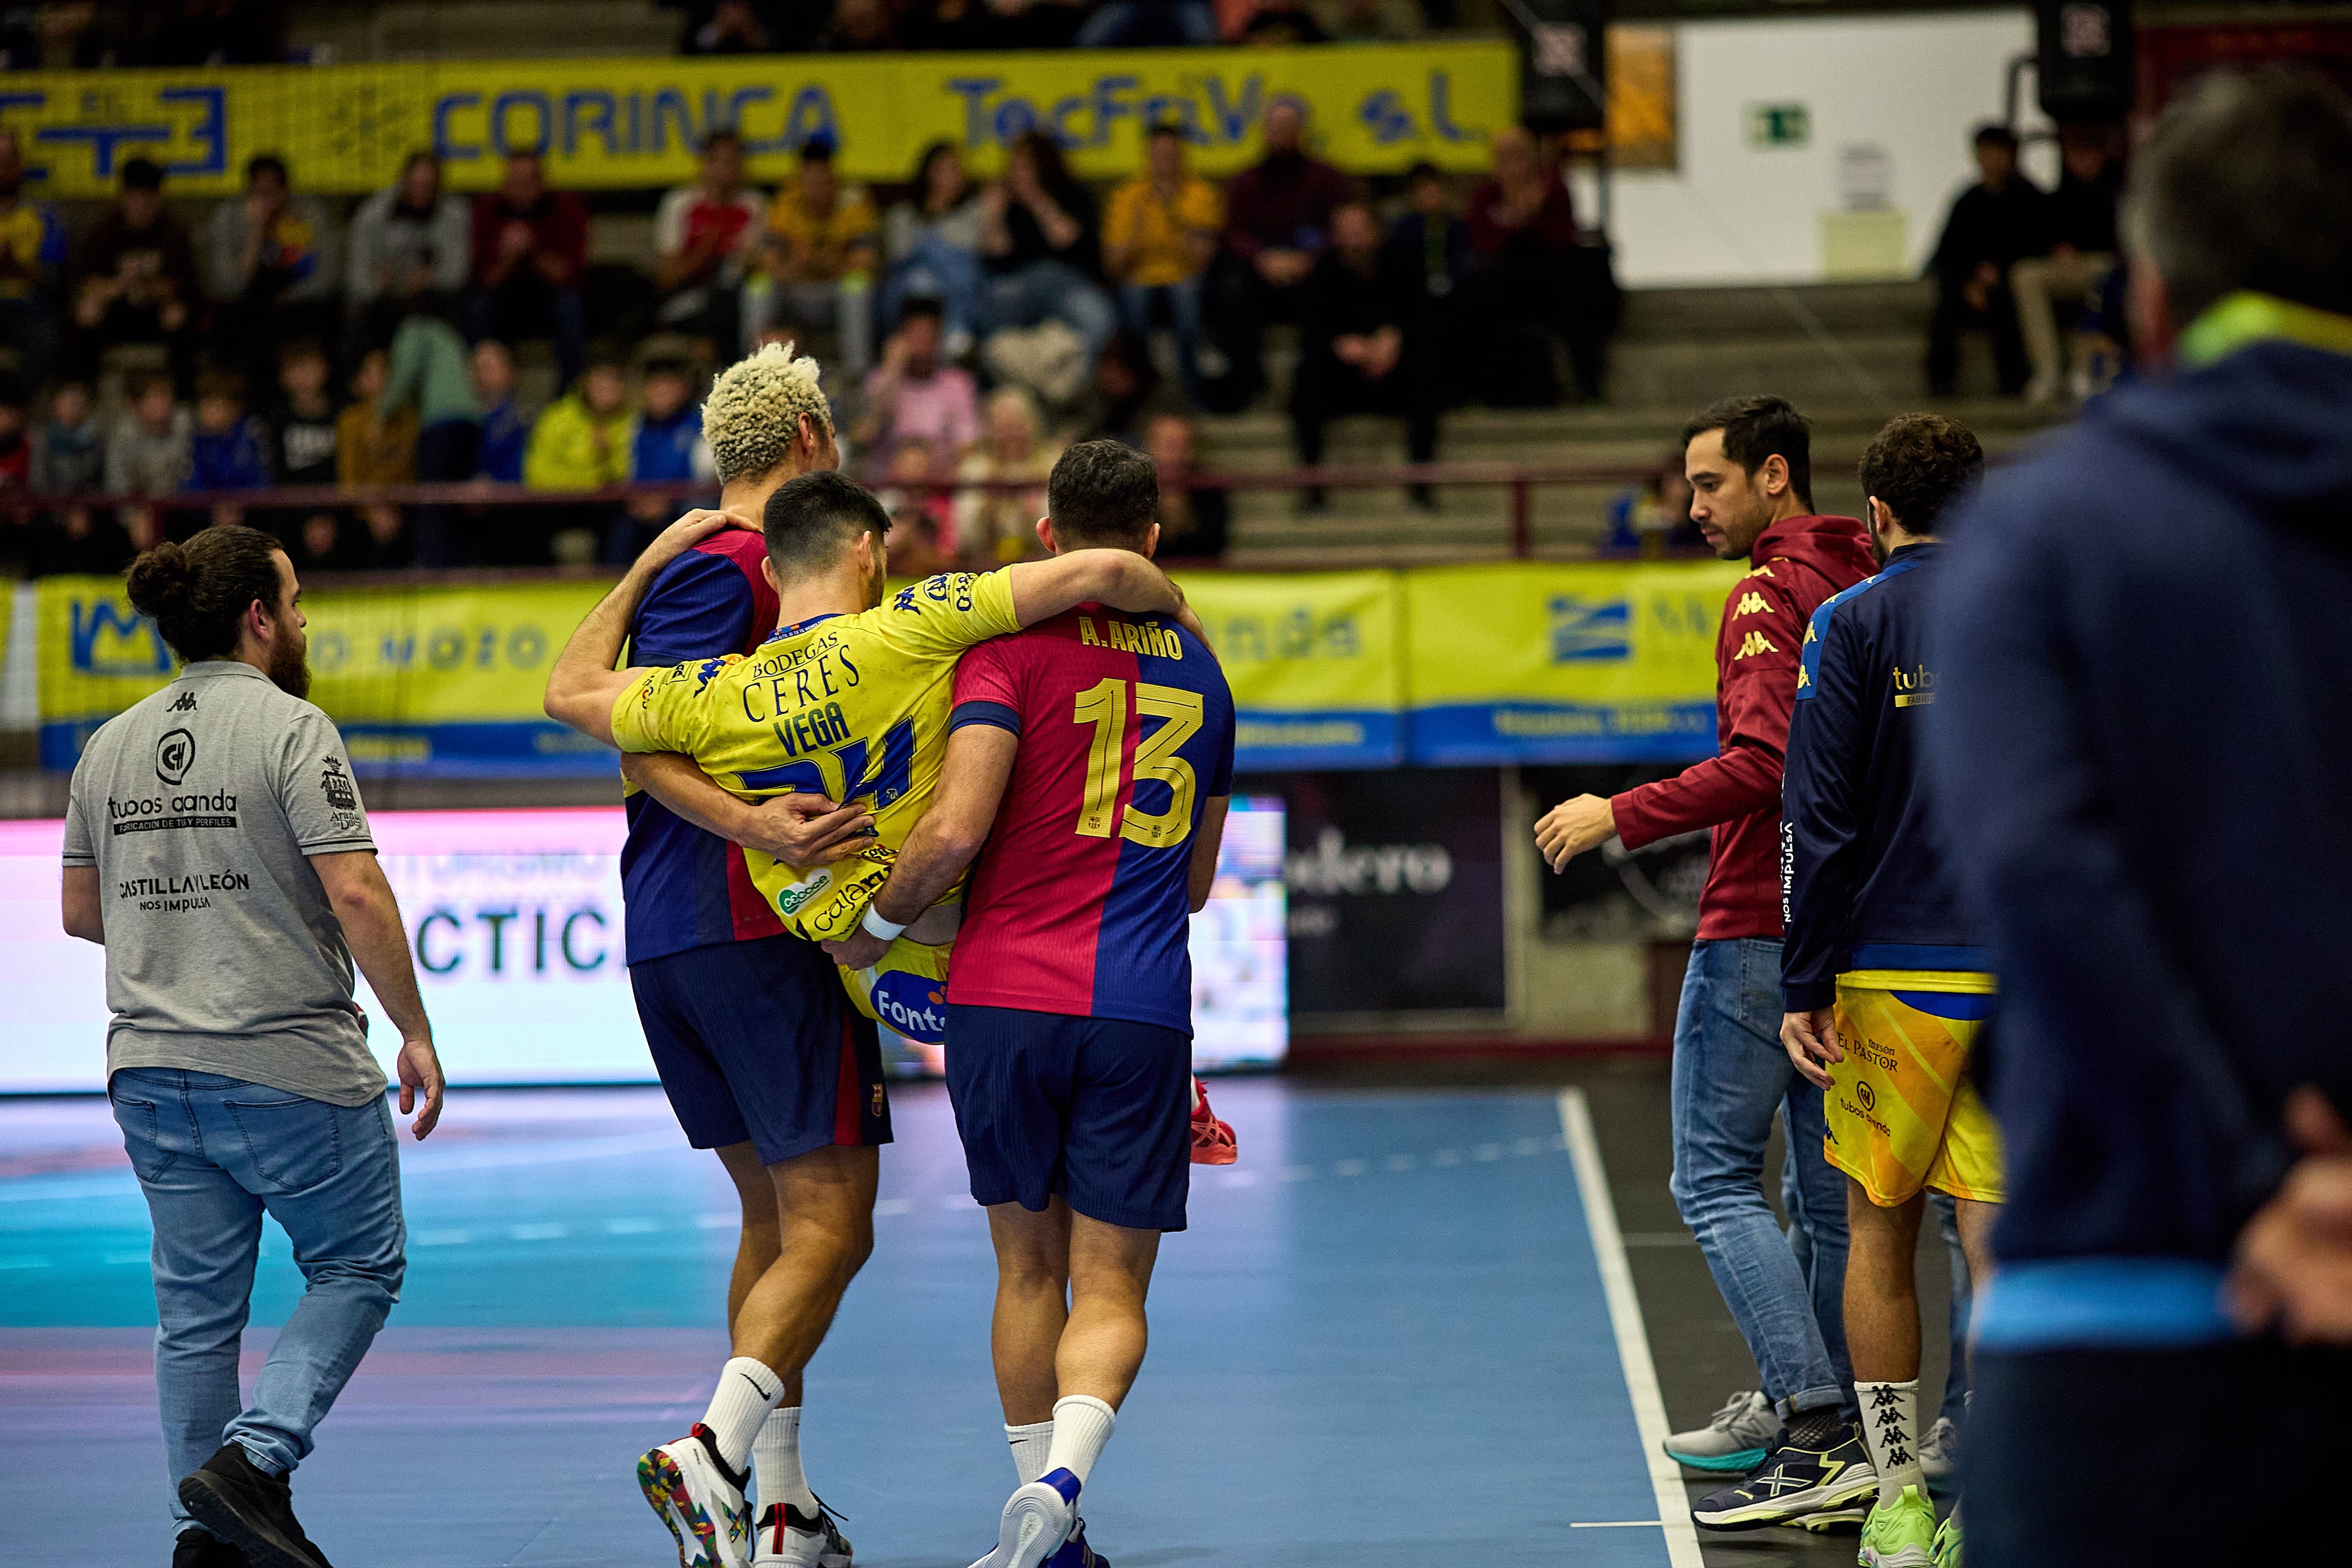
[944,1003,1191,1232]
[630,934,890,1166]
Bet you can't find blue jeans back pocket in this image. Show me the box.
[224,1094,346,1193]
[108,1088,175,1182]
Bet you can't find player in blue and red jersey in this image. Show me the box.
[819,441,1235,1568]
[600,344,878,1568]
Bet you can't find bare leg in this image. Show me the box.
[715,1141,802,1408]
[731,1143,879,1382]
[1058,1213,1161,1411]
[1952,1197,2000,1382]
[987,1199,1073,1425]
[1843,1178,1926,1383]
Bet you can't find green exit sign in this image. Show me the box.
[1744,103,1812,148]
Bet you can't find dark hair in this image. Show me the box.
[799,135,837,165]
[1047,439,1159,549]
[399,148,440,179]
[911,139,963,197]
[763,470,890,575]
[2124,67,2352,323]
[897,296,945,326]
[195,369,244,405]
[121,157,164,191]
[1147,119,1185,142]
[126,525,286,665]
[702,127,744,156]
[584,344,629,376]
[1012,131,1075,197]
[0,370,24,411]
[1972,123,2018,151]
[126,369,173,402]
[642,356,691,382]
[1859,413,1984,535]
[278,338,327,369]
[1683,395,1813,511]
[1406,160,1444,183]
[245,153,288,186]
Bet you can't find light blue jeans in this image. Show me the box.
[1119,279,1209,406]
[981,259,1117,371]
[109,1069,406,1539]
[882,233,987,344]
[1668,938,1852,1417]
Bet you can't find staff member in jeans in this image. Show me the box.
[62,523,445,1568]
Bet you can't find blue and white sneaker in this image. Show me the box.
[1663,1390,1780,1473]
[968,1468,1080,1568]
[1690,1425,1878,1530]
[1044,1517,1109,1568]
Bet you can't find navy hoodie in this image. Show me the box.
[1935,318,2352,1283]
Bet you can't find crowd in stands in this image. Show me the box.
[0,103,1619,577]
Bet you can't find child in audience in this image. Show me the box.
[186,371,272,491]
[270,339,341,486]
[336,348,418,486]
[524,350,632,564]
[610,357,712,562]
[106,373,192,497]
[31,380,105,494]
[472,339,528,482]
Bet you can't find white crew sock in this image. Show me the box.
[702,1357,787,1472]
[1006,1420,1055,1484]
[755,1406,819,1517]
[1855,1379,1924,1506]
[1043,1395,1116,1486]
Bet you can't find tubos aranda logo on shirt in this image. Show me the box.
[869,970,947,1044]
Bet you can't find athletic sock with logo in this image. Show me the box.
[1043,1395,1116,1486]
[1855,1379,1923,1506]
[704,1357,787,1472]
[755,1406,819,1517]
[1006,1420,1054,1484]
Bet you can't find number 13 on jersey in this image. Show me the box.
[1072,677,1203,846]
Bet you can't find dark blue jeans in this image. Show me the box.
[1669,937,1852,1416]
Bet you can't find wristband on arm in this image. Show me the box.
[859,904,907,944]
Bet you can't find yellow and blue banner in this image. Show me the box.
[0,42,1510,199]
[28,561,1742,776]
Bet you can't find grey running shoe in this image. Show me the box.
[1663,1390,1779,1473]
[1919,1416,1961,1484]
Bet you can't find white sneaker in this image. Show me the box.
[1919,1415,1961,1483]
[755,1500,852,1567]
[968,1468,1079,1568]
[639,1424,756,1568]
[1663,1389,1779,1473]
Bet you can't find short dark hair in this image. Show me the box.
[642,356,691,382]
[1406,160,1444,184]
[799,135,836,165]
[1972,123,2018,151]
[1683,395,1813,511]
[1047,439,1159,549]
[2124,67,2352,324]
[702,127,743,156]
[763,470,889,576]
[246,153,288,186]
[121,157,163,191]
[195,369,244,404]
[126,524,286,665]
[898,296,945,326]
[1858,413,1984,535]
[1147,119,1184,142]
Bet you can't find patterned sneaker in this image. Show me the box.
[1859,1485,1938,1568]
[639,1424,755,1568]
[1663,1390,1779,1473]
[1043,1517,1109,1568]
[968,1468,1080,1568]
[754,1499,852,1567]
[1918,1416,1960,1485]
[1189,1077,1237,1165]
[1690,1425,1878,1530]
[1931,1502,1963,1568]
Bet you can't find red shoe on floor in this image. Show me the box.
[1189,1076,1237,1165]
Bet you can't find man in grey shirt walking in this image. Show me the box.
[62,523,445,1568]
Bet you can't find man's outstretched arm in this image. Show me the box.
[543,509,756,744]
[820,724,1018,969]
[1004,549,1196,634]
[620,752,876,865]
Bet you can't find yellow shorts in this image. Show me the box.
[840,935,953,1047]
[1823,970,2005,1207]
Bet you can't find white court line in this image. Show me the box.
[1571,1521,1665,1528]
[1559,1088,1705,1568]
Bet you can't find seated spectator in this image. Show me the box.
[186,372,272,492]
[267,340,340,488]
[654,129,766,362]
[0,130,65,385]
[609,357,714,563]
[1926,123,2043,397]
[748,136,877,376]
[672,0,820,53]
[978,131,1116,375]
[345,150,470,356]
[69,158,201,396]
[1067,330,1169,447]
[1207,98,1350,409]
[380,298,482,482]
[25,505,135,576]
[1291,200,1439,511]
[815,0,898,49]
[524,351,632,490]
[1386,161,1472,402]
[0,375,28,489]
[2012,127,2123,405]
[880,141,985,355]
[287,509,364,573]
[1144,410,1227,559]
[31,380,105,495]
[106,372,192,497]
[855,298,979,471]
[470,150,589,389]
[1240,1,1328,43]
[1104,122,1223,405]
[1602,451,1702,556]
[336,349,418,488]
[954,385,1059,565]
[1466,127,1605,404]
[1078,0,1216,47]
[472,339,529,483]
[877,438,955,575]
[207,153,342,399]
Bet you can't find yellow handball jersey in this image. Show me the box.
[611,568,1021,943]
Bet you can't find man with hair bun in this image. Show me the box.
[62,523,444,1568]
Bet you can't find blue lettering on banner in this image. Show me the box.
[1548,596,1632,662]
[434,92,482,160]
[70,601,171,676]
[1359,89,1415,144]
[564,90,618,157]
[1430,70,1476,142]
[491,90,552,156]
[161,87,227,176]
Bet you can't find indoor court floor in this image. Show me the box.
[1,1071,1947,1568]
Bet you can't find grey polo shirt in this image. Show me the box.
[62,660,387,1106]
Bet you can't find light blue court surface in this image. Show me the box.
[1,1082,1685,1568]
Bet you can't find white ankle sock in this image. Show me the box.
[1855,1379,1924,1506]
[754,1405,818,1516]
[1006,1419,1054,1484]
[1043,1395,1116,1486]
[703,1357,787,1472]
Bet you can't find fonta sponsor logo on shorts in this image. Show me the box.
[869,970,947,1044]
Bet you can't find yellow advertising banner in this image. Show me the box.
[1178,568,1405,767]
[0,42,1513,198]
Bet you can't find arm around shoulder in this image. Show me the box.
[1006,549,1181,628]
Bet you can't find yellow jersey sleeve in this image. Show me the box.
[610,656,736,756]
[873,570,1020,663]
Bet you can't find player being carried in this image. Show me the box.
[544,470,1200,1568]
[816,440,1237,1568]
